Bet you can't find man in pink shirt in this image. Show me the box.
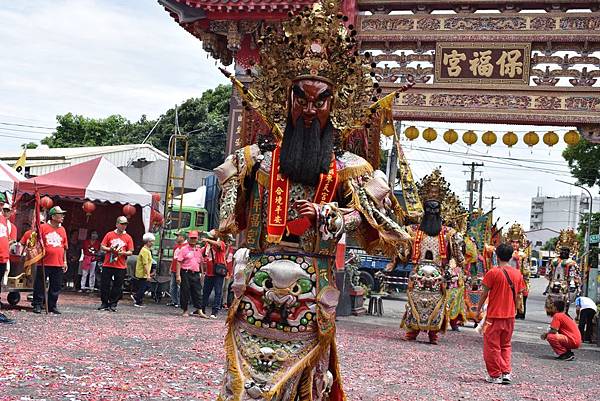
[175,230,204,316]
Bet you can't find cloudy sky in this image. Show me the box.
[0,1,596,229]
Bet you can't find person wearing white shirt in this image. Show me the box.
[575,296,597,343]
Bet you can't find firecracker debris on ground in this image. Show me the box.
[0,292,598,401]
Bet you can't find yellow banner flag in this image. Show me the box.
[14,150,26,173]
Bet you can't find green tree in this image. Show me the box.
[147,84,232,169]
[42,114,134,147]
[22,142,38,149]
[576,212,600,268]
[41,84,232,169]
[563,139,600,189]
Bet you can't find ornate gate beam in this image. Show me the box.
[358,12,600,50]
[379,82,600,129]
[358,0,600,14]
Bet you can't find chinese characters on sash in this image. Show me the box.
[267,146,338,243]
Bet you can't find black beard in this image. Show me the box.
[279,115,334,186]
[420,212,442,236]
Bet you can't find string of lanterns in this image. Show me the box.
[402,126,580,147]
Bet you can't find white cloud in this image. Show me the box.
[0,0,227,147]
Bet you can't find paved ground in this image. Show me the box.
[0,278,598,401]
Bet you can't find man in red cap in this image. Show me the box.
[175,230,203,316]
[98,216,134,312]
[199,229,227,319]
[32,206,69,314]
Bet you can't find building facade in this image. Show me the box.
[530,194,600,232]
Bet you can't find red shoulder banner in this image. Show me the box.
[267,146,289,243]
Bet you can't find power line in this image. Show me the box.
[408,148,574,176]
[0,133,43,141]
[411,144,568,167]
[0,127,51,136]
[0,122,54,130]
[0,114,54,124]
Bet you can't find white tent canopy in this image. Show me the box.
[18,157,153,231]
[0,160,25,203]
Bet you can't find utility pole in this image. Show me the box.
[478,178,491,210]
[463,162,484,217]
[486,195,500,211]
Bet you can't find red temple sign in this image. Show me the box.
[435,42,531,85]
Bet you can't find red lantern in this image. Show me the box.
[40,196,53,210]
[82,201,96,216]
[151,209,164,226]
[122,204,136,218]
[82,201,96,222]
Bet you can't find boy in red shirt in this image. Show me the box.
[542,299,582,360]
[98,216,134,312]
[476,243,526,385]
[32,206,69,314]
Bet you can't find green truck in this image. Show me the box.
[152,205,209,274]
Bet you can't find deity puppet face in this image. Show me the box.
[511,240,520,251]
[424,200,441,216]
[290,79,333,130]
[420,200,443,237]
[559,247,570,259]
[280,79,335,186]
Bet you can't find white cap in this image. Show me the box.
[142,233,155,243]
[2,203,11,210]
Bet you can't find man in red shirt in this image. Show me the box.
[542,299,582,360]
[199,230,227,319]
[0,212,10,311]
[32,206,69,314]
[98,216,134,312]
[476,243,526,385]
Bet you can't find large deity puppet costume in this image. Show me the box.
[400,169,465,344]
[545,229,581,316]
[440,191,468,331]
[503,223,531,319]
[214,3,411,400]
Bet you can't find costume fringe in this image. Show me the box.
[265,337,330,400]
[297,369,314,401]
[256,169,269,188]
[223,325,244,401]
[337,163,373,182]
[330,339,347,401]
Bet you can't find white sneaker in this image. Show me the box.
[133,303,145,308]
[501,373,512,384]
[210,314,217,319]
[486,375,502,384]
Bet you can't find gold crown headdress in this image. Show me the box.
[417,168,450,203]
[250,1,374,133]
[442,190,468,233]
[503,223,526,246]
[555,229,578,253]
